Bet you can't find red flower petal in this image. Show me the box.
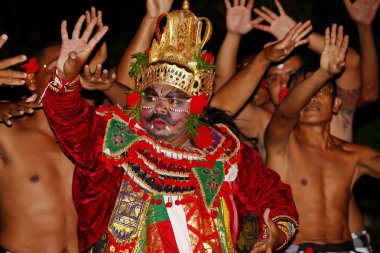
[193,125,213,148]
[20,58,39,74]
[278,88,290,104]
[190,95,208,114]
[201,51,214,65]
[126,91,142,108]
[305,247,314,253]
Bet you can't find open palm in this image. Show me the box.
[57,15,108,81]
[320,24,349,75]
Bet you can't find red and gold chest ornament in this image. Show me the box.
[96,105,242,215]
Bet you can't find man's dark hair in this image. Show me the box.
[203,107,239,137]
[289,64,338,98]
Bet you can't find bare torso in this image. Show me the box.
[267,130,362,244]
[0,110,78,253]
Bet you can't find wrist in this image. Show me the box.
[257,49,273,64]
[226,30,243,37]
[143,14,158,22]
[274,223,291,250]
[357,23,372,32]
[272,216,298,251]
[316,67,334,79]
[49,68,80,93]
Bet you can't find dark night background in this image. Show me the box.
[1,0,380,249]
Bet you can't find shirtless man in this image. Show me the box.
[0,8,105,252]
[265,24,380,252]
[0,43,79,252]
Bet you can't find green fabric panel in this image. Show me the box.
[193,161,225,208]
[104,118,139,155]
[135,195,169,252]
[147,195,170,225]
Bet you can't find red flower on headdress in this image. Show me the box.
[193,124,213,148]
[20,58,39,74]
[278,87,290,104]
[201,51,214,65]
[190,94,208,114]
[126,91,142,108]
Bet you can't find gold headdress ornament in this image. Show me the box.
[131,0,215,100]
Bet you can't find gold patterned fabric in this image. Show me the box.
[183,198,224,252]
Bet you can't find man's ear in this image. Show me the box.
[332,97,341,114]
[25,73,37,92]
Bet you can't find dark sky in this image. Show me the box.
[2,0,379,64]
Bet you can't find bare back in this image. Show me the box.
[266,131,366,244]
[0,111,78,253]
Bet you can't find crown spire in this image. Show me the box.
[182,0,190,10]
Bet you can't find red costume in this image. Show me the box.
[43,2,298,252]
[44,82,298,252]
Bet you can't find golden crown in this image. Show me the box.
[134,0,215,100]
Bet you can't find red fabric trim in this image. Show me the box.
[233,144,298,239]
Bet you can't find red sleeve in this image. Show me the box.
[234,144,298,238]
[43,82,124,251]
[43,83,106,169]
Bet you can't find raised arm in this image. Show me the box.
[0,34,28,86]
[43,16,108,167]
[254,0,361,88]
[253,0,361,141]
[265,25,349,148]
[115,0,173,89]
[210,21,311,115]
[344,0,379,106]
[214,0,262,91]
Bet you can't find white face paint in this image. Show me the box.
[276,63,284,69]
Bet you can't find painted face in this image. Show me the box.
[266,55,303,105]
[140,84,191,145]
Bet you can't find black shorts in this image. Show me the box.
[284,242,357,253]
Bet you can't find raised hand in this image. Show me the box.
[251,209,287,253]
[0,94,42,126]
[57,15,108,81]
[320,24,349,75]
[224,0,263,35]
[80,64,116,91]
[146,0,173,19]
[264,20,312,62]
[85,6,108,71]
[343,0,380,26]
[0,34,28,86]
[253,0,297,40]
